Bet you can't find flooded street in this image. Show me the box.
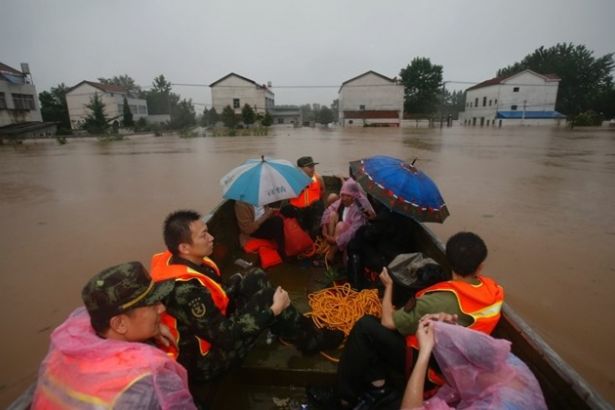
[1,126,614,406]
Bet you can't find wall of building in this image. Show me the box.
[211,75,273,114]
[66,84,147,129]
[0,80,42,127]
[460,71,560,126]
[339,73,404,126]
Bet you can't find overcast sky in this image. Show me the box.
[2,0,614,108]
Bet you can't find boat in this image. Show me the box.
[9,176,611,409]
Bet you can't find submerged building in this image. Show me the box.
[460,69,565,127]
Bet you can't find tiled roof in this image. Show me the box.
[339,70,397,93]
[66,80,128,95]
[467,69,561,91]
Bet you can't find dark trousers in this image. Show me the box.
[337,315,406,402]
[296,201,324,239]
[252,215,286,258]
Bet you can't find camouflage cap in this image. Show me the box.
[81,261,173,321]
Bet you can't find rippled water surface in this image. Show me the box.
[1,126,614,405]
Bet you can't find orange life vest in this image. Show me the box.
[32,308,189,409]
[405,275,504,389]
[406,275,504,350]
[150,251,229,359]
[289,174,322,208]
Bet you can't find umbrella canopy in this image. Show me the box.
[220,156,311,206]
[349,155,449,223]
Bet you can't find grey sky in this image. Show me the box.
[1,0,614,108]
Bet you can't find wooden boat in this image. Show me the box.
[201,176,611,409]
[10,176,611,409]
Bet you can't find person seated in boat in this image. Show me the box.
[286,156,326,238]
[321,178,375,263]
[149,210,344,393]
[307,231,504,409]
[235,199,287,260]
[346,205,417,290]
[401,313,546,410]
[32,262,196,409]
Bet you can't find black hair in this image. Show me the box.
[445,232,488,276]
[163,210,202,255]
[90,314,111,336]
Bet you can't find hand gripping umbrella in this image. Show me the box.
[349,155,449,223]
[220,156,311,206]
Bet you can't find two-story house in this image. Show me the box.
[338,71,404,127]
[0,62,43,127]
[210,73,274,115]
[460,69,565,127]
[65,81,148,130]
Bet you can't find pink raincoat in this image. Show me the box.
[32,307,196,409]
[321,178,374,251]
[416,321,547,410]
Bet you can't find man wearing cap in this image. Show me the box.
[32,262,196,409]
[288,156,325,237]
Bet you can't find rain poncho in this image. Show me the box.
[32,307,196,409]
[417,321,547,410]
[321,178,374,250]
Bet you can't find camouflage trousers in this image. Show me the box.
[187,269,314,382]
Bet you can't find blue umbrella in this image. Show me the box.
[349,155,449,223]
[220,156,311,206]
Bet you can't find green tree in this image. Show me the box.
[83,93,109,134]
[496,43,614,117]
[400,57,443,114]
[122,96,134,127]
[330,99,339,122]
[318,106,334,124]
[241,104,256,127]
[222,105,238,128]
[39,83,70,131]
[170,99,196,129]
[300,104,315,122]
[208,107,219,126]
[262,111,273,127]
[146,74,180,115]
[200,107,209,126]
[442,89,466,120]
[594,86,615,119]
[98,74,142,96]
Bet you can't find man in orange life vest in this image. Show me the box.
[32,262,196,409]
[308,232,504,409]
[150,210,344,384]
[287,156,325,237]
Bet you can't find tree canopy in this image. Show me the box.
[98,74,142,96]
[146,74,180,115]
[222,105,238,128]
[317,106,334,124]
[241,104,256,126]
[497,43,614,117]
[39,83,70,131]
[400,57,443,114]
[170,99,196,129]
[122,96,134,127]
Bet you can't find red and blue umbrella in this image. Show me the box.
[220,156,311,206]
[349,155,449,223]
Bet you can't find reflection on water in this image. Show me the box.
[1,127,614,405]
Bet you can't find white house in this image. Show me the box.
[338,71,404,127]
[65,81,148,130]
[209,73,274,115]
[0,62,42,127]
[460,69,564,127]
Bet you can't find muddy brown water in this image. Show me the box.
[1,126,614,406]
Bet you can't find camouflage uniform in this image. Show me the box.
[163,256,321,382]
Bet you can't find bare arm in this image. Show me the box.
[379,267,396,330]
[401,319,435,409]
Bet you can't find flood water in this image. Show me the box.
[1,126,614,406]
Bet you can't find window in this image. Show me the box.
[469,102,473,108]
[511,105,518,110]
[513,87,519,92]
[494,99,498,105]
[0,92,6,109]
[233,98,240,108]
[489,99,492,106]
[12,94,35,110]
[474,97,478,106]
[482,97,487,107]
[359,104,365,110]
[278,118,284,124]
